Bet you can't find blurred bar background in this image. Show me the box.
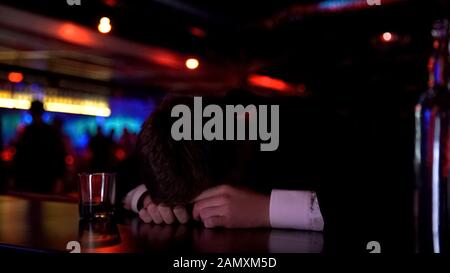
[0,1,447,239]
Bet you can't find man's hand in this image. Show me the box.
[192,185,270,228]
[139,195,190,224]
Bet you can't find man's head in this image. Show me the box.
[137,96,220,205]
[137,92,265,205]
[30,100,44,122]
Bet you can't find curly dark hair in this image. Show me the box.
[137,96,236,205]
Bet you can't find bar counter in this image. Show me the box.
[0,195,323,253]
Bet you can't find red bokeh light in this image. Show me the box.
[65,155,74,166]
[1,147,16,162]
[434,40,440,49]
[58,23,95,47]
[189,27,206,38]
[8,72,23,83]
[149,51,182,69]
[248,74,293,93]
[103,0,117,7]
[115,149,126,161]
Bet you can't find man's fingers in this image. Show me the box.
[193,196,229,220]
[192,185,232,202]
[139,208,153,223]
[158,205,175,224]
[142,195,152,208]
[147,204,163,224]
[202,216,227,228]
[173,206,190,224]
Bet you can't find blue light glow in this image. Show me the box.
[30,83,43,93]
[319,0,361,10]
[23,113,32,125]
[42,112,51,123]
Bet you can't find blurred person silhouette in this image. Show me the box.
[119,128,137,158]
[88,125,115,172]
[13,100,65,193]
[52,117,74,157]
[109,128,116,141]
[109,128,119,159]
[52,117,76,193]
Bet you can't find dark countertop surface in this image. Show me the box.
[0,195,323,253]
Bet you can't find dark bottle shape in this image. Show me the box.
[415,19,450,253]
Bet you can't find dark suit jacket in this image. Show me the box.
[240,95,414,253]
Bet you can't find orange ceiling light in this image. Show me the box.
[185,58,200,70]
[98,17,112,34]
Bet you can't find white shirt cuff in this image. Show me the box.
[269,189,324,231]
[123,184,148,213]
